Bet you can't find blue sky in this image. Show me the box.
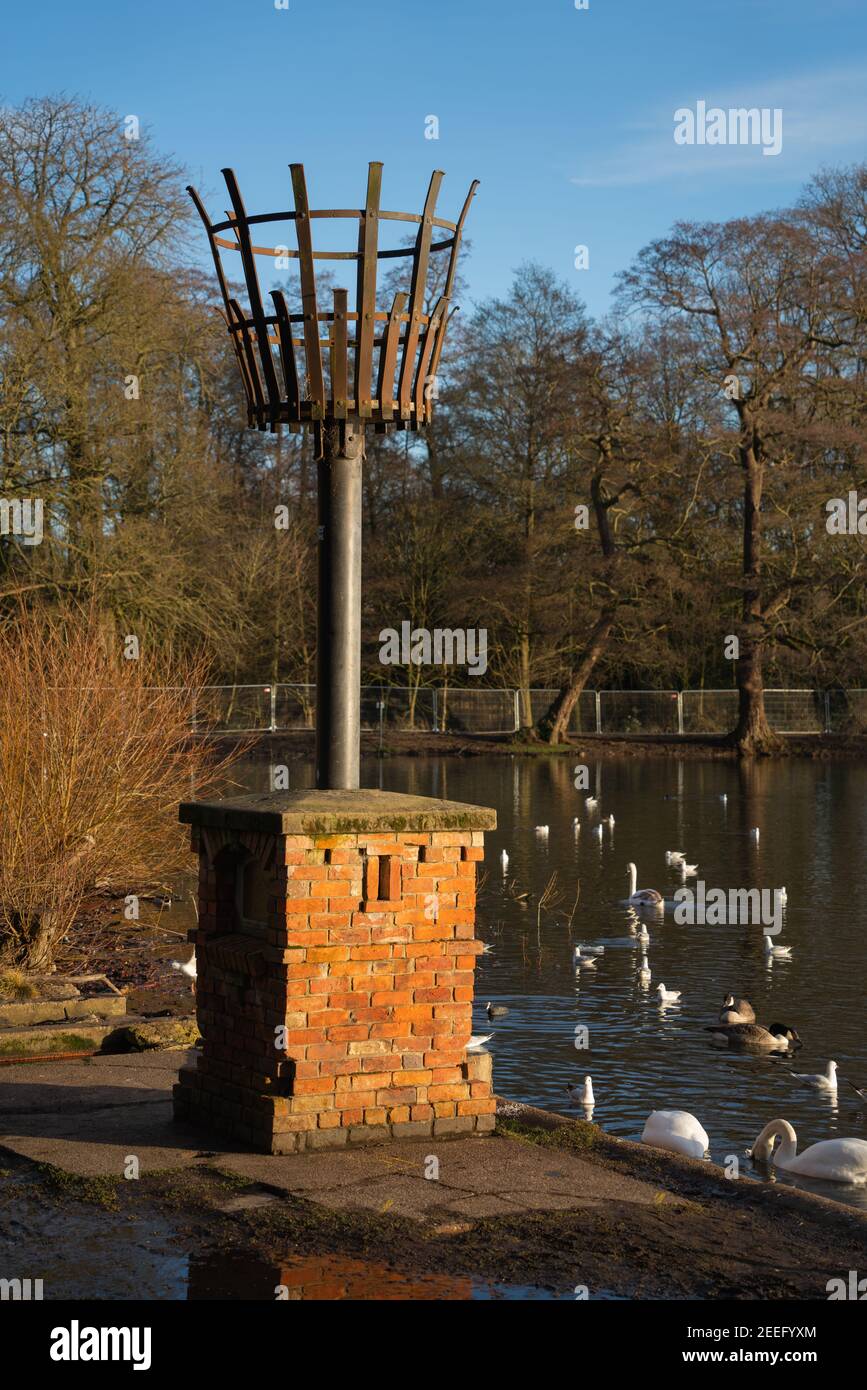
[6,0,867,318]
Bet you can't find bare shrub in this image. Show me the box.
[0,602,242,969]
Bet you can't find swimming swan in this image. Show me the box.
[719,994,756,1025]
[791,1060,837,1092]
[626,862,663,907]
[641,1109,709,1161]
[748,1118,867,1184]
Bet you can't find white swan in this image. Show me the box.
[764,935,792,959]
[641,1109,709,1161]
[567,1076,594,1106]
[638,954,651,982]
[791,1060,837,1092]
[656,983,681,1003]
[626,862,663,907]
[748,1118,867,1183]
[500,849,509,872]
[468,1033,493,1050]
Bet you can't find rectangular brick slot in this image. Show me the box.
[173,790,496,1153]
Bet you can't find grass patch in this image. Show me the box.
[0,1031,96,1056]
[495,1115,599,1152]
[0,969,36,1000]
[35,1162,121,1210]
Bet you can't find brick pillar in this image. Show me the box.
[173,790,496,1153]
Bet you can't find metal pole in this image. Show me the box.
[315,421,363,789]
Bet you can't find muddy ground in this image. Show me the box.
[2,1104,864,1300]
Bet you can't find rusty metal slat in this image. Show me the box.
[331,288,349,419]
[270,290,301,422]
[376,293,408,420]
[354,163,382,418]
[413,295,448,421]
[442,179,480,302]
[221,170,282,429]
[398,170,444,418]
[290,164,326,419]
[228,298,267,425]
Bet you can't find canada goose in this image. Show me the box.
[791,1060,837,1092]
[719,994,756,1026]
[641,1109,709,1161]
[500,849,509,872]
[706,1021,800,1051]
[626,863,663,907]
[656,983,681,1003]
[764,936,792,959]
[486,1001,509,1019]
[566,1076,594,1105]
[468,1033,494,1050]
[748,1118,867,1183]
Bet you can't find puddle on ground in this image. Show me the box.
[187,1250,608,1300]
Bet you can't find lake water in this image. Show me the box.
[210,751,867,1211]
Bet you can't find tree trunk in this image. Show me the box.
[538,612,615,743]
[729,435,780,756]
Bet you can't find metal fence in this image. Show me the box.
[187,685,867,735]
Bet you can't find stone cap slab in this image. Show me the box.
[179,787,496,836]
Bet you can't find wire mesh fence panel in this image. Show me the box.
[764,689,824,732]
[439,687,516,733]
[828,689,867,733]
[361,686,436,731]
[276,684,316,730]
[193,685,273,732]
[682,689,738,733]
[600,690,680,734]
[528,689,599,733]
